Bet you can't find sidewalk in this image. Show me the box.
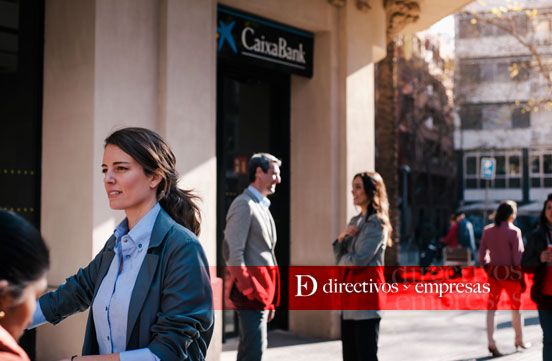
[221,310,543,361]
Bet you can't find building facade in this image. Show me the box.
[0,0,470,360]
[455,0,552,221]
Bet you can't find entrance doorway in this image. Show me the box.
[0,0,44,359]
[216,62,290,339]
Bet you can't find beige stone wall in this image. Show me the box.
[40,0,96,359]
[38,0,467,359]
[39,0,220,359]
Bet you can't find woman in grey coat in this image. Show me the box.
[333,171,392,361]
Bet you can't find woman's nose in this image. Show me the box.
[104,171,115,183]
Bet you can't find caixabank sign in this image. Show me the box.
[217,5,314,78]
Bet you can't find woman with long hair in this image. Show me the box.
[31,127,213,361]
[478,200,528,357]
[0,210,49,361]
[332,172,392,361]
[522,193,552,361]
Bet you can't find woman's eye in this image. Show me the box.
[116,167,128,172]
[101,169,107,174]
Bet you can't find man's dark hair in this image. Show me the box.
[248,153,282,183]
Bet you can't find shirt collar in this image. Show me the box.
[247,185,271,208]
[113,203,161,247]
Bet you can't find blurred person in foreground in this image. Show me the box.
[0,210,49,361]
[478,200,529,357]
[522,193,552,361]
[333,172,392,361]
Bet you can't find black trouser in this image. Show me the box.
[341,318,380,361]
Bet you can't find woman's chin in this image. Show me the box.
[108,201,125,210]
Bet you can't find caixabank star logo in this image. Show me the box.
[217,20,237,53]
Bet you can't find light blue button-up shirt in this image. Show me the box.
[247,185,270,208]
[91,203,161,361]
[32,204,161,361]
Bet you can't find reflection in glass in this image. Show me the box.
[509,155,521,176]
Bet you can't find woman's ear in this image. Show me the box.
[149,170,163,189]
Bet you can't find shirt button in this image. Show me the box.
[123,239,128,243]
[107,336,110,341]
[138,244,142,248]
[105,306,108,311]
[125,255,130,259]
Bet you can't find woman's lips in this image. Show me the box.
[108,190,122,199]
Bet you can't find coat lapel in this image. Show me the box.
[93,235,116,299]
[126,209,172,344]
[245,189,275,248]
[126,253,159,344]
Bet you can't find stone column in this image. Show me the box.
[39,0,165,359]
[160,1,221,360]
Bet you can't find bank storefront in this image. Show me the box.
[216,4,315,338]
[3,0,467,360]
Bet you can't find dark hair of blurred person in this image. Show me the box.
[0,210,49,361]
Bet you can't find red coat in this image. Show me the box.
[0,326,30,361]
[441,223,459,248]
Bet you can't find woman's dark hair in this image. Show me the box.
[105,127,201,235]
[539,193,552,227]
[0,211,49,300]
[353,171,393,246]
[494,200,517,226]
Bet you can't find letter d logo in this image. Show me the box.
[296,275,317,297]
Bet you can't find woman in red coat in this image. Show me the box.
[0,211,49,361]
[478,200,529,357]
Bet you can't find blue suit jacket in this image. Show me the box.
[39,208,214,361]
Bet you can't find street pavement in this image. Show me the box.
[221,310,543,360]
[222,247,544,360]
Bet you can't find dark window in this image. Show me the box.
[512,107,530,128]
[496,62,512,82]
[459,63,481,83]
[545,178,552,187]
[544,154,552,174]
[514,14,528,35]
[480,23,495,37]
[531,177,541,187]
[466,179,478,189]
[509,155,521,176]
[495,178,506,188]
[480,63,494,81]
[511,61,530,81]
[466,156,477,175]
[459,18,480,38]
[496,156,506,175]
[509,178,521,188]
[460,105,482,129]
[531,155,540,173]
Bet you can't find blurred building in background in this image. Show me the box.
[455,0,552,237]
